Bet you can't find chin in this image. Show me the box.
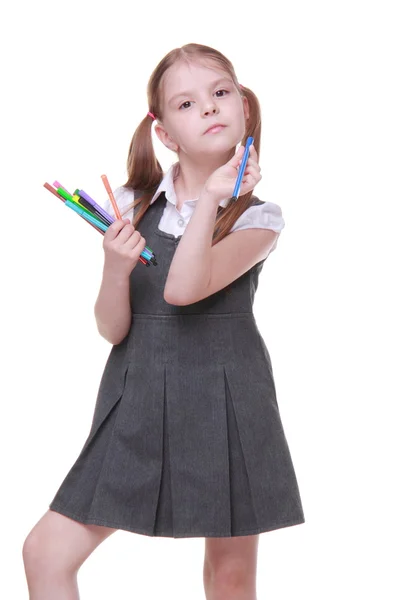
[203,133,236,148]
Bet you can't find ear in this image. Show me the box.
[243,96,250,121]
[154,123,179,152]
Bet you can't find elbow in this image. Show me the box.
[108,332,130,346]
[163,286,190,306]
[163,292,184,306]
[95,319,130,346]
[110,332,129,346]
[97,327,125,346]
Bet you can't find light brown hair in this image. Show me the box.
[121,43,262,245]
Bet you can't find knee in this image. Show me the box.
[22,528,75,578]
[207,561,254,598]
[22,529,49,575]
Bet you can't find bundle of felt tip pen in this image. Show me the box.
[42,136,254,269]
[43,174,157,268]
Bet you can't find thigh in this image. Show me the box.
[204,534,259,576]
[23,509,118,574]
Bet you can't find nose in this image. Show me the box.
[202,101,219,117]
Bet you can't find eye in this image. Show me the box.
[179,101,192,110]
[215,89,229,97]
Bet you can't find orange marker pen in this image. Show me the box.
[101,174,122,220]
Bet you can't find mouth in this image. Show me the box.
[204,123,227,134]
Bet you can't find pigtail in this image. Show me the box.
[122,112,164,227]
[239,85,261,158]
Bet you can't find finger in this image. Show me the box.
[244,165,261,178]
[245,158,261,171]
[243,171,257,182]
[241,178,257,192]
[229,146,244,169]
[104,219,128,240]
[239,150,259,168]
[249,147,259,163]
[115,223,139,244]
[249,145,259,161]
[243,171,261,186]
[125,232,144,251]
[239,157,258,170]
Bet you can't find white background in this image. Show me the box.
[1,0,399,598]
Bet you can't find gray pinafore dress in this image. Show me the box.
[49,191,305,538]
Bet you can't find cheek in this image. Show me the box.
[178,116,199,143]
[232,109,247,135]
[165,120,181,143]
[231,101,247,123]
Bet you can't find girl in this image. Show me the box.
[23,43,305,600]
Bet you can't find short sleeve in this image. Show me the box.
[229,200,285,252]
[102,186,135,223]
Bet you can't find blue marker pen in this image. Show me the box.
[65,200,108,231]
[232,136,254,201]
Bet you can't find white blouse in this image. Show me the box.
[102,162,285,252]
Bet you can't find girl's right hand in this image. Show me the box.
[102,219,147,277]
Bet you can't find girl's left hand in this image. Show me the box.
[203,144,262,205]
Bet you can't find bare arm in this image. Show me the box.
[94,268,132,345]
[94,217,147,345]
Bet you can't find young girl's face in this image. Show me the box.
[155,59,249,160]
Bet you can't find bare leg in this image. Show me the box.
[203,534,259,600]
[22,509,118,600]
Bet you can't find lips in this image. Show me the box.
[204,123,226,134]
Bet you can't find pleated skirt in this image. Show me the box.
[49,313,305,538]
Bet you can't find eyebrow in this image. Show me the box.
[167,77,233,106]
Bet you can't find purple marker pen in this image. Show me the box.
[78,189,116,224]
